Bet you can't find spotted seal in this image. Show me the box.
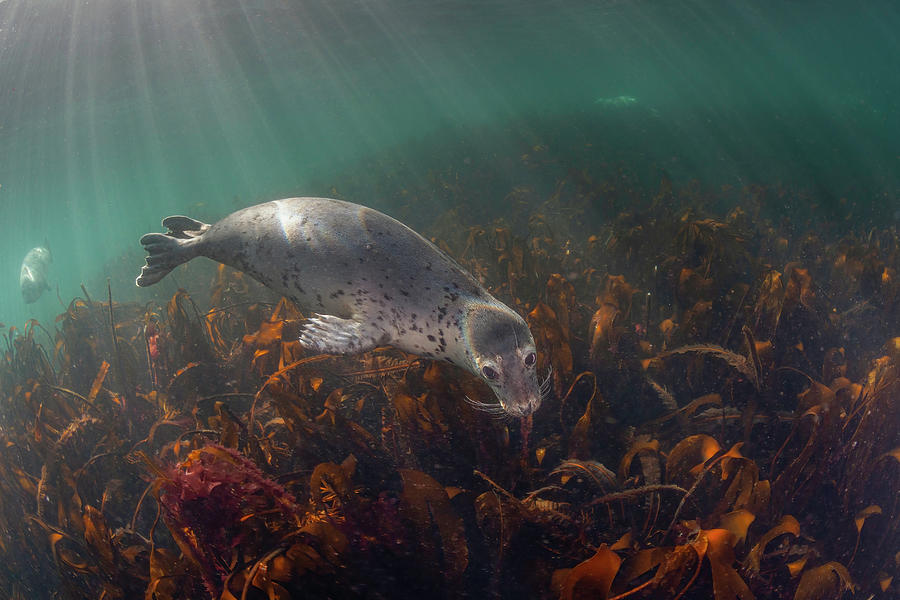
[136,197,545,417]
[20,245,52,304]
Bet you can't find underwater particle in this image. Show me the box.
[593,95,639,107]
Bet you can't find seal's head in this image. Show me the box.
[464,303,543,418]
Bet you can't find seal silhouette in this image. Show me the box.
[20,246,52,304]
[136,197,544,417]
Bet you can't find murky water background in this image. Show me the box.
[1,0,898,326]
[1,2,900,599]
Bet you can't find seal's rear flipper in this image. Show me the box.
[299,314,388,355]
[162,215,210,239]
[135,215,208,287]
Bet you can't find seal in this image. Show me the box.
[20,245,52,304]
[136,197,545,417]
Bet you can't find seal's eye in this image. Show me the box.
[524,352,536,367]
[482,365,499,380]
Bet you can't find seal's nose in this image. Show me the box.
[524,393,542,416]
[504,392,541,418]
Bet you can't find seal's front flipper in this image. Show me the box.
[299,314,388,355]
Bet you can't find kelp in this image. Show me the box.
[0,167,898,599]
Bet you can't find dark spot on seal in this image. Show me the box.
[427,335,436,342]
[400,289,409,296]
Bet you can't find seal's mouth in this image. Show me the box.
[501,394,542,418]
[464,389,541,419]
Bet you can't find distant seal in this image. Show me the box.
[136,197,544,417]
[20,245,52,304]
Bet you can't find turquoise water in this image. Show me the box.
[1,0,898,328]
[2,2,900,598]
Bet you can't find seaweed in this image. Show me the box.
[0,150,898,599]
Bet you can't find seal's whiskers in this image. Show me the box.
[464,395,508,418]
[539,366,553,401]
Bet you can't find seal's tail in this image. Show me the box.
[135,215,210,287]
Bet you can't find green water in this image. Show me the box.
[1,0,898,328]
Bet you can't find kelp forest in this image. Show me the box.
[1,162,899,600]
